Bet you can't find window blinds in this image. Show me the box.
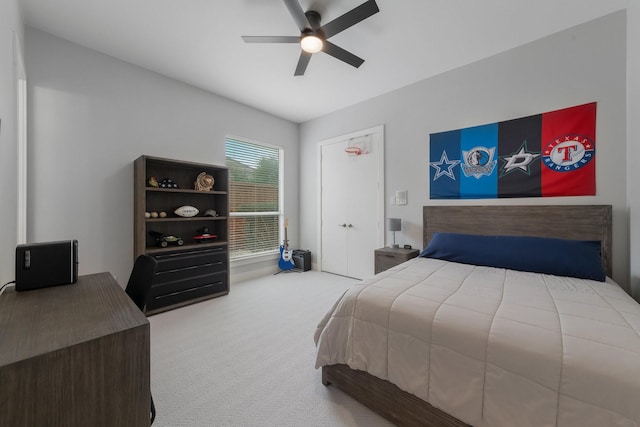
[225,137,281,257]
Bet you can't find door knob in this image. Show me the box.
[339,224,347,227]
[347,224,353,228]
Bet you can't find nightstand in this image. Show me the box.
[374,247,420,274]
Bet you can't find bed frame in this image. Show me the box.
[322,204,613,427]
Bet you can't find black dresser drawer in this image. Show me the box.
[146,271,228,311]
[153,260,226,287]
[153,246,227,272]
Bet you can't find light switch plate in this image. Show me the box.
[395,190,408,205]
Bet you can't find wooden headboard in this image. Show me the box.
[423,205,613,277]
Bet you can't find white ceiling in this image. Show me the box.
[19,0,627,123]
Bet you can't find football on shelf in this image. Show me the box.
[174,205,199,217]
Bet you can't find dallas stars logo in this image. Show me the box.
[499,140,540,177]
[430,151,460,180]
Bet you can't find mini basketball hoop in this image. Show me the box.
[345,146,362,155]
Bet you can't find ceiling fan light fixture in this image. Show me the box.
[301,34,323,53]
[242,0,379,75]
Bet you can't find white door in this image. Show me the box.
[320,127,384,279]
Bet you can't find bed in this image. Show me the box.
[314,205,640,427]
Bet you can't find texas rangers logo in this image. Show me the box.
[461,146,496,179]
[543,134,595,171]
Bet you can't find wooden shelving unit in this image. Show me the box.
[134,155,229,314]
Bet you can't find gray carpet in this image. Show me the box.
[149,270,395,427]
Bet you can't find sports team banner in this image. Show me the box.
[429,102,596,199]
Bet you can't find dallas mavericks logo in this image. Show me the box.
[543,134,595,171]
[461,146,497,179]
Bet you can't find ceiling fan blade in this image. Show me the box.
[323,41,364,68]
[283,0,311,32]
[294,51,312,76]
[321,0,379,39]
[242,36,300,43]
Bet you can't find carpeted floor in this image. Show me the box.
[149,270,395,427]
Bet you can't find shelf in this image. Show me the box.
[146,216,227,223]
[134,155,229,314]
[144,240,228,255]
[145,187,227,195]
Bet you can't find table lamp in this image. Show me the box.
[387,218,401,248]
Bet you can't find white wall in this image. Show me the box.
[300,11,631,290]
[25,28,299,287]
[0,0,23,286]
[628,3,640,299]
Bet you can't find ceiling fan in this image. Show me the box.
[242,0,380,76]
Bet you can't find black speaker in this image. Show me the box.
[292,250,311,272]
[15,240,78,291]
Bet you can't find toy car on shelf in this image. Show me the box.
[149,230,184,248]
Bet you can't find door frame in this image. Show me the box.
[317,124,385,274]
[14,31,27,245]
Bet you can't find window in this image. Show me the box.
[225,136,283,259]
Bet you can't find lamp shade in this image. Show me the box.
[301,34,323,53]
[387,218,401,232]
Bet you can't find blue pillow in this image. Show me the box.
[420,233,606,281]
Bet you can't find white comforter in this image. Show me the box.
[314,257,640,427]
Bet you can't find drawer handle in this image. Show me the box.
[206,261,222,267]
[203,261,223,267]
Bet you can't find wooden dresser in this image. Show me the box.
[0,273,150,427]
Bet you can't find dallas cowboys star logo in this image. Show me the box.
[430,151,460,180]
[499,141,541,177]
